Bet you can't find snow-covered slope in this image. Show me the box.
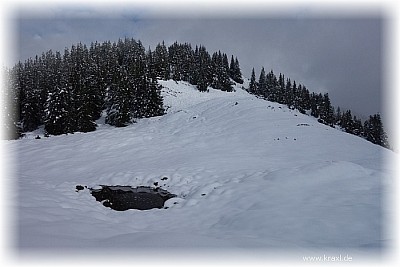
[4,80,397,261]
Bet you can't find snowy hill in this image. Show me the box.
[4,80,397,262]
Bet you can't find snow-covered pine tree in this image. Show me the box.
[210,51,233,92]
[248,68,257,94]
[144,62,165,118]
[19,59,43,132]
[277,73,285,104]
[105,65,133,127]
[340,110,355,134]
[154,41,170,80]
[44,87,73,135]
[298,84,311,114]
[44,48,75,135]
[310,92,323,118]
[293,82,302,111]
[319,93,335,126]
[221,53,233,92]
[229,56,244,84]
[196,45,211,92]
[168,42,183,81]
[363,114,389,148]
[352,115,363,136]
[258,67,267,98]
[284,78,292,107]
[265,70,278,102]
[72,43,97,133]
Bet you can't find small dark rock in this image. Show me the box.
[234,102,238,105]
[76,185,85,192]
[161,177,168,181]
[201,193,206,196]
[153,182,159,186]
[35,135,41,139]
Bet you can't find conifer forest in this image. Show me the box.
[2,38,389,148]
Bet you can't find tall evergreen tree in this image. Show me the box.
[210,51,233,92]
[105,65,133,127]
[284,78,292,106]
[363,114,389,148]
[249,68,257,94]
[352,115,363,136]
[258,67,267,98]
[44,49,74,135]
[298,84,311,114]
[229,56,244,84]
[196,45,211,92]
[340,110,355,134]
[72,43,97,132]
[19,58,43,132]
[319,93,335,126]
[265,70,278,102]
[154,41,170,80]
[277,73,285,104]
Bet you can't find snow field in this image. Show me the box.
[4,80,397,262]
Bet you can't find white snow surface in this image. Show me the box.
[4,80,397,261]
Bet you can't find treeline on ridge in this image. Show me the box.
[248,67,389,148]
[2,38,389,149]
[3,38,243,138]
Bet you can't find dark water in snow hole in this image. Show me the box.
[87,185,176,211]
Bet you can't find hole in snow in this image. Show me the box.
[89,185,177,211]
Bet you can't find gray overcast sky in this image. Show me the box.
[14,4,385,122]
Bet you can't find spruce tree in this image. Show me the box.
[19,59,43,132]
[340,110,354,134]
[258,67,267,98]
[210,51,232,92]
[233,57,244,84]
[363,114,389,148]
[72,43,97,132]
[249,68,257,94]
[196,45,211,92]
[229,55,236,82]
[277,73,285,104]
[319,93,335,126]
[352,116,363,136]
[298,85,311,114]
[44,87,73,135]
[266,70,278,102]
[154,41,170,80]
[284,78,292,106]
[44,48,75,135]
[105,65,133,127]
